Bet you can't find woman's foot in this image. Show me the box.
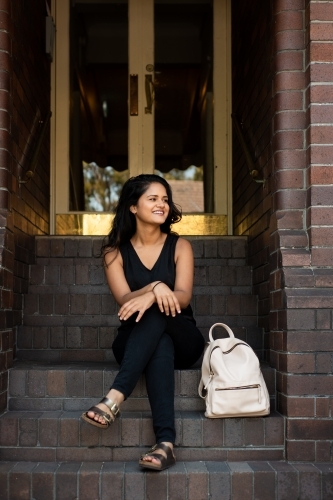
[139,442,176,471]
[82,389,124,428]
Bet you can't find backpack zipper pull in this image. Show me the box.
[204,372,213,390]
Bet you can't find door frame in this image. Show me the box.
[50,0,232,234]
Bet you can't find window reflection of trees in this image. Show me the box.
[83,163,203,213]
[83,162,128,212]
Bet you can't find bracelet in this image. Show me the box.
[152,281,163,292]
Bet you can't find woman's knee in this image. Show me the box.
[144,303,166,319]
[150,333,174,361]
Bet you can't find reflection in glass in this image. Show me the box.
[154,1,213,213]
[83,163,129,212]
[155,166,204,213]
[70,2,129,211]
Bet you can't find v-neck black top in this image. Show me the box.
[119,233,194,322]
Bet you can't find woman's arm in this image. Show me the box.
[173,237,194,306]
[104,249,161,306]
[152,238,194,312]
[104,238,193,321]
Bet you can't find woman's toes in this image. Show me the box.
[86,409,107,424]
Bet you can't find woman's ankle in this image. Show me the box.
[106,388,125,407]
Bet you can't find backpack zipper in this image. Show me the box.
[215,384,262,403]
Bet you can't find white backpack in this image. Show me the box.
[198,323,270,418]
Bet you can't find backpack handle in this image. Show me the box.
[209,323,235,342]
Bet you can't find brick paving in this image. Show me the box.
[1,460,333,500]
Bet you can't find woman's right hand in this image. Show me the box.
[118,292,156,322]
[152,282,181,317]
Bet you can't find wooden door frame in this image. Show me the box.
[50,0,232,234]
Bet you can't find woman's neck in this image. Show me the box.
[131,225,166,247]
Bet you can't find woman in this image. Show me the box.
[82,174,205,471]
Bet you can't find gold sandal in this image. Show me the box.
[139,443,176,471]
[81,397,120,429]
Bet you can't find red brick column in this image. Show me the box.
[306,0,333,264]
[0,0,51,411]
[271,0,333,462]
[301,0,333,461]
[270,0,307,381]
[0,0,14,411]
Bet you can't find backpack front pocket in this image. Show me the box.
[210,384,266,417]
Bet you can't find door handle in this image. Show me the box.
[130,74,138,116]
[145,74,154,114]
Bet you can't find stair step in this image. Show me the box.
[8,361,276,412]
[19,235,264,360]
[17,324,264,363]
[0,410,284,463]
[0,460,331,500]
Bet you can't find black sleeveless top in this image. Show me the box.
[119,233,194,324]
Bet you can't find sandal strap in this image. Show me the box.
[100,397,120,418]
[155,443,171,454]
[88,405,113,425]
[140,443,173,460]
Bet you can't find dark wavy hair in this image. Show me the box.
[101,174,182,259]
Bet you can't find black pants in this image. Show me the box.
[111,305,205,444]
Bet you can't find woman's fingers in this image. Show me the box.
[157,293,180,317]
[156,296,164,313]
[167,295,180,317]
[118,293,155,321]
[118,289,181,321]
[152,284,181,316]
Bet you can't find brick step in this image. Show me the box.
[8,361,276,412]
[17,324,264,363]
[1,460,331,500]
[19,234,265,359]
[0,410,284,463]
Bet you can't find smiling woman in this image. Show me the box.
[129,182,170,228]
[81,174,205,471]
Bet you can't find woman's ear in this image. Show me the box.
[130,205,137,214]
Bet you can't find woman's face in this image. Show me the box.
[130,182,170,225]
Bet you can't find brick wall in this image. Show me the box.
[234,0,333,461]
[306,0,333,263]
[232,0,274,345]
[0,0,51,411]
[270,0,333,462]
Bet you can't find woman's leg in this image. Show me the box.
[86,310,204,426]
[165,315,205,369]
[114,307,176,467]
[140,315,204,467]
[111,305,168,398]
[86,305,167,426]
[144,332,175,444]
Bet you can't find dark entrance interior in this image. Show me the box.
[69,1,213,213]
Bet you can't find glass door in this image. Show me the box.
[154,0,213,213]
[52,0,231,233]
[69,0,130,212]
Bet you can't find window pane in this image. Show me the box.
[154,0,213,213]
[70,1,129,211]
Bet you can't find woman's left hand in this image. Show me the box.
[152,282,181,317]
